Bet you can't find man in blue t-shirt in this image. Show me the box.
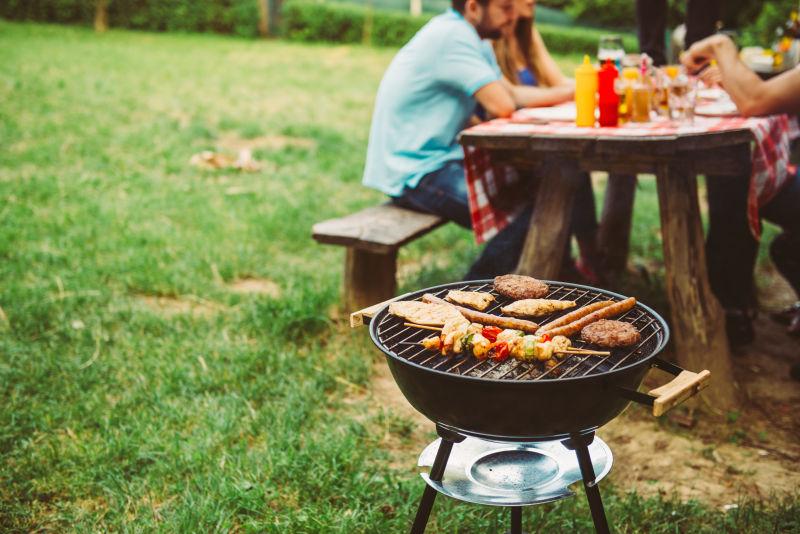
[362,0,532,279]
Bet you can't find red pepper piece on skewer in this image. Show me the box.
[481,326,502,343]
[491,342,510,362]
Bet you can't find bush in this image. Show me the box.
[556,0,770,36]
[563,0,636,29]
[740,0,796,47]
[283,1,369,43]
[0,0,636,54]
[283,1,428,46]
[538,22,638,55]
[0,0,92,24]
[0,0,261,37]
[369,8,429,47]
[283,1,636,53]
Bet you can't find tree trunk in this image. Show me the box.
[257,0,269,37]
[94,0,108,33]
[410,0,422,16]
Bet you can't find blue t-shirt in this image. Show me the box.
[362,9,501,197]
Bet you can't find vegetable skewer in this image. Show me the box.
[418,317,574,364]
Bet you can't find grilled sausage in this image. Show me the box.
[422,294,540,334]
[540,297,637,338]
[536,300,614,334]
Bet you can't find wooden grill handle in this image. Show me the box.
[350,296,402,328]
[647,369,711,417]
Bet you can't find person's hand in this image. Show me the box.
[681,34,731,74]
[699,63,723,87]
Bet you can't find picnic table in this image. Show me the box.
[459,112,798,411]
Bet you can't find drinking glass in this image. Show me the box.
[652,69,670,117]
[598,35,625,65]
[668,73,697,122]
[631,82,653,122]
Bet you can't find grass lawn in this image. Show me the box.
[0,21,797,532]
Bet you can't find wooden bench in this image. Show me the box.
[312,204,446,311]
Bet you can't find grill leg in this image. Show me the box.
[566,433,611,534]
[410,426,464,534]
[510,506,523,534]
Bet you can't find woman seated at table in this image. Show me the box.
[491,0,603,283]
[682,35,800,366]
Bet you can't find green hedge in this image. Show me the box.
[284,0,637,53]
[0,0,262,37]
[281,1,424,46]
[537,22,638,55]
[740,0,796,47]
[0,0,636,53]
[282,0,429,46]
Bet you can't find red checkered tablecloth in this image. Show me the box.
[462,112,799,243]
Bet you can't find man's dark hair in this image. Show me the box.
[452,0,489,14]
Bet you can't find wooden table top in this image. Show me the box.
[459,122,754,154]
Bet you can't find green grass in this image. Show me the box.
[0,20,796,532]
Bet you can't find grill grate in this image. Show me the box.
[372,281,667,382]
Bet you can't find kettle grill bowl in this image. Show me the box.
[369,280,669,440]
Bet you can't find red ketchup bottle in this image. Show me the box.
[598,59,619,127]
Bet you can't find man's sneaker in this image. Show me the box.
[725,308,756,347]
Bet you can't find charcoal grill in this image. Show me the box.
[356,279,711,534]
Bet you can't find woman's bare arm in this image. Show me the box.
[502,76,574,107]
[531,28,572,88]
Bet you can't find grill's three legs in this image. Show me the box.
[566,432,611,534]
[410,425,465,534]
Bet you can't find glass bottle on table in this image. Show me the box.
[598,34,625,69]
[631,56,653,123]
[617,67,639,124]
[631,81,653,122]
[652,69,670,117]
[668,72,697,122]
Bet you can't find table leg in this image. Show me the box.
[598,174,637,276]
[516,161,582,279]
[655,165,738,411]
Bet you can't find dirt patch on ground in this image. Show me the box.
[227,277,281,298]
[359,271,800,507]
[136,295,228,317]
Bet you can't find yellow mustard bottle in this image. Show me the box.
[575,55,598,127]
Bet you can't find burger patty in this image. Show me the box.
[580,319,641,348]
[493,274,549,300]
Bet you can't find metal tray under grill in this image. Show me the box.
[418,435,612,506]
[371,280,669,383]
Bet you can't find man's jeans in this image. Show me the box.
[706,171,800,310]
[392,160,532,279]
[392,159,596,280]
